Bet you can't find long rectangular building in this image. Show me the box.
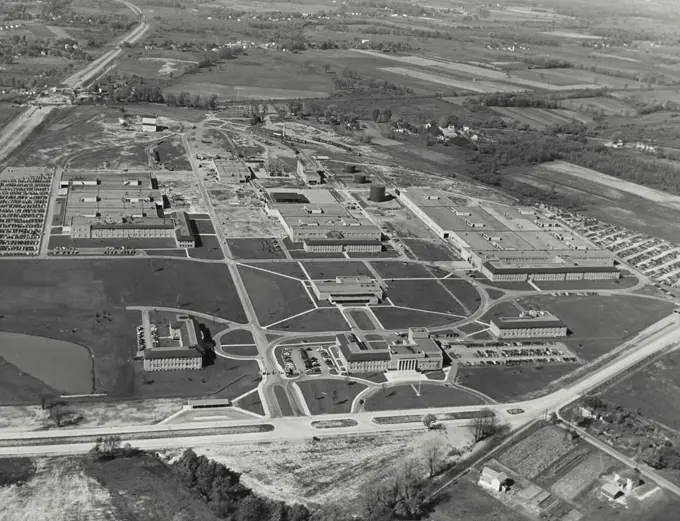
[399,188,619,282]
[490,313,568,338]
[311,276,384,305]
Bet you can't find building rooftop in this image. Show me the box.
[313,277,383,296]
[491,313,566,330]
[303,238,382,246]
[174,211,194,242]
[145,348,202,360]
[336,333,391,362]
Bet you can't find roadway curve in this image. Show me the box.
[0,313,677,457]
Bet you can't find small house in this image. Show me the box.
[601,482,623,501]
[478,467,508,492]
[614,469,642,493]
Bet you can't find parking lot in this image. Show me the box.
[0,170,52,256]
[443,339,580,367]
[280,343,339,377]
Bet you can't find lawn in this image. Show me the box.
[274,385,294,416]
[239,261,305,279]
[144,249,188,257]
[226,238,286,260]
[0,258,246,401]
[237,265,313,326]
[219,329,255,345]
[441,279,483,315]
[386,280,467,315]
[518,294,675,360]
[401,239,458,262]
[301,261,372,279]
[235,390,265,416]
[271,309,349,332]
[349,310,375,330]
[363,383,484,411]
[372,307,457,329]
[533,276,640,291]
[486,289,505,300]
[297,378,367,414]
[370,261,435,279]
[188,235,225,259]
[601,348,680,430]
[456,364,581,402]
[429,477,527,521]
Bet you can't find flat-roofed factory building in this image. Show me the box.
[264,188,383,251]
[143,315,205,371]
[312,276,383,305]
[398,187,620,282]
[212,159,251,184]
[490,312,568,339]
[174,211,196,248]
[331,328,443,374]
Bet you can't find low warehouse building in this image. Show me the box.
[311,276,384,305]
[490,312,568,339]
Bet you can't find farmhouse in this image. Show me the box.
[311,276,384,305]
[143,315,205,372]
[478,467,508,492]
[141,115,159,132]
[331,328,442,374]
[490,312,568,339]
[399,188,620,282]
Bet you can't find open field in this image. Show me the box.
[226,238,286,260]
[297,378,367,415]
[429,477,527,521]
[508,161,680,242]
[386,280,467,315]
[491,107,593,130]
[372,307,456,329]
[533,275,640,291]
[518,294,675,360]
[364,383,484,411]
[401,239,458,262]
[370,261,435,279]
[302,261,372,280]
[238,265,312,326]
[601,348,680,430]
[559,96,634,116]
[457,364,581,402]
[0,258,246,401]
[271,309,348,332]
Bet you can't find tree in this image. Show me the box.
[470,410,498,443]
[422,413,438,429]
[421,434,446,477]
[236,495,266,521]
[371,107,380,122]
[323,63,331,73]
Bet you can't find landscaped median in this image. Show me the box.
[311,419,358,429]
[372,410,494,425]
[0,424,275,448]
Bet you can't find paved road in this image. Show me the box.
[0,314,677,457]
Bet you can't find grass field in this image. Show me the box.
[508,161,680,242]
[441,279,483,315]
[401,239,458,262]
[370,261,435,279]
[372,307,457,329]
[364,383,484,411]
[274,385,294,416]
[386,280,467,315]
[238,265,312,325]
[457,363,581,402]
[559,96,634,116]
[518,294,674,360]
[301,261,372,279]
[219,329,255,345]
[491,107,593,130]
[428,477,527,521]
[226,238,286,260]
[601,348,680,430]
[235,390,265,416]
[188,235,225,260]
[0,258,246,401]
[297,378,367,414]
[533,275,640,291]
[349,309,375,330]
[271,308,348,332]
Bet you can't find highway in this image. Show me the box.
[0,313,676,457]
[0,0,149,164]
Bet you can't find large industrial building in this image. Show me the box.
[311,276,384,305]
[265,188,383,252]
[399,188,620,282]
[58,171,195,247]
[331,328,443,374]
[490,312,568,339]
[212,159,251,184]
[143,315,205,371]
